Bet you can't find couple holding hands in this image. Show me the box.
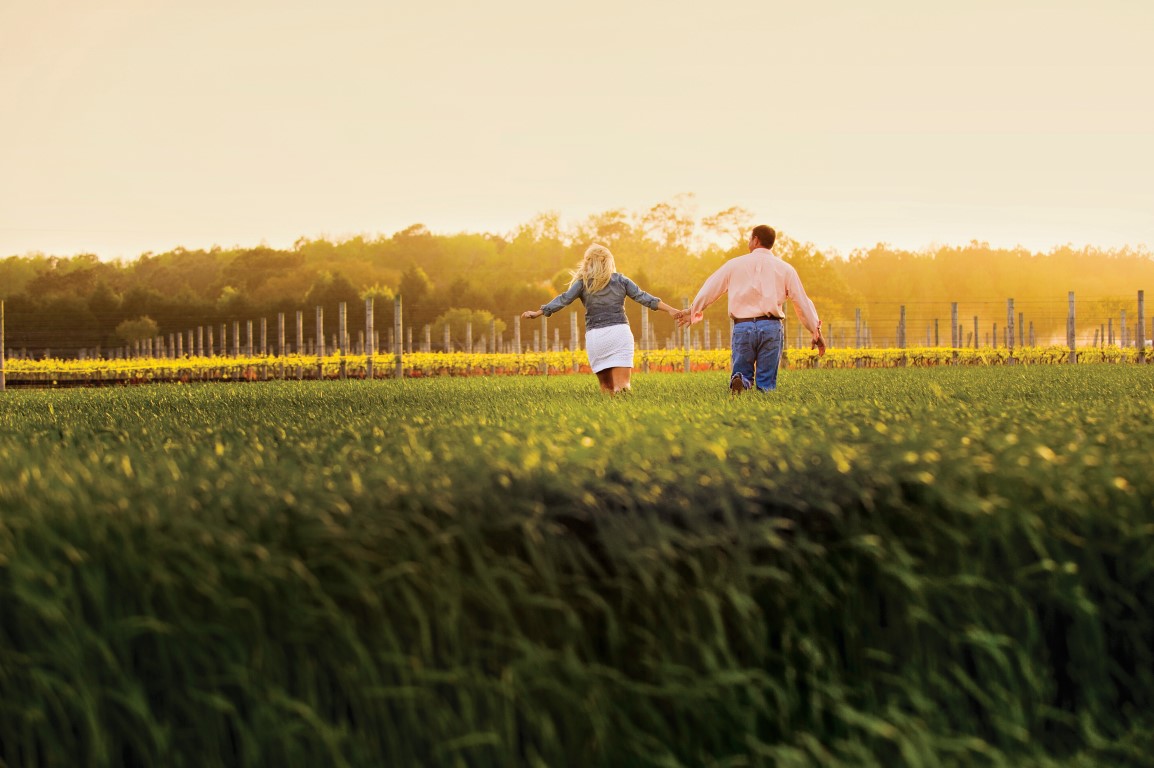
[522,225,826,395]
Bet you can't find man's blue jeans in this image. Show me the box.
[730,318,784,392]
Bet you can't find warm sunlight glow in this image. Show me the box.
[1,0,1152,259]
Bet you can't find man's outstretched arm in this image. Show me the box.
[677,264,731,327]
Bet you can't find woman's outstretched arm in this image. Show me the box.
[620,275,679,316]
[527,280,583,320]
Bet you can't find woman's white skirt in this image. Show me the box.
[585,323,635,373]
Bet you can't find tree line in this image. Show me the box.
[2,199,1152,356]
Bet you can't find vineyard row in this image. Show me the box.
[1,346,1151,387]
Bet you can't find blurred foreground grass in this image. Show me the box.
[2,367,1153,766]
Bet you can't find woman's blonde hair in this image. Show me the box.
[572,244,616,295]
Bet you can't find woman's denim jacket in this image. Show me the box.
[540,273,661,330]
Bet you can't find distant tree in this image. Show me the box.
[223,247,305,292]
[399,265,435,329]
[361,284,395,302]
[572,208,634,248]
[35,296,98,355]
[249,268,319,308]
[503,211,567,281]
[115,316,160,344]
[435,276,486,315]
[87,281,121,319]
[305,272,360,309]
[490,282,554,327]
[432,308,507,351]
[8,203,1154,356]
[640,194,697,250]
[701,205,754,250]
[120,285,164,318]
[87,281,122,348]
[0,255,41,298]
[215,285,251,318]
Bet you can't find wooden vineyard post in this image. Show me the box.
[294,311,304,380]
[641,306,649,373]
[443,324,450,353]
[682,298,691,374]
[899,305,907,366]
[338,302,348,380]
[423,325,431,353]
[492,318,498,375]
[365,298,375,380]
[1006,298,1015,364]
[951,303,959,365]
[1067,291,1076,364]
[274,314,284,379]
[316,306,325,380]
[463,320,473,373]
[1138,290,1146,364]
[258,319,268,379]
[394,295,403,380]
[541,313,548,376]
[1,300,6,392]
[973,316,979,351]
[855,308,863,367]
[570,313,578,373]
[513,316,521,355]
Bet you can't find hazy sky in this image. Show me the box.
[2,0,1152,260]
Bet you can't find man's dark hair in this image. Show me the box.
[751,225,776,249]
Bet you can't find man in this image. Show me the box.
[677,225,825,393]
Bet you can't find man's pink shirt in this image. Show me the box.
[688,248,820,333]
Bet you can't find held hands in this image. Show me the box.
[673,309,693,328]
[521,309,543,320]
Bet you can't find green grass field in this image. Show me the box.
[2,367,1153,766]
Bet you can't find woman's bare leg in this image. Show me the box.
[610,367,632,392]
[595,370,615,392]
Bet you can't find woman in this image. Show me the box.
[522,244,681,393]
